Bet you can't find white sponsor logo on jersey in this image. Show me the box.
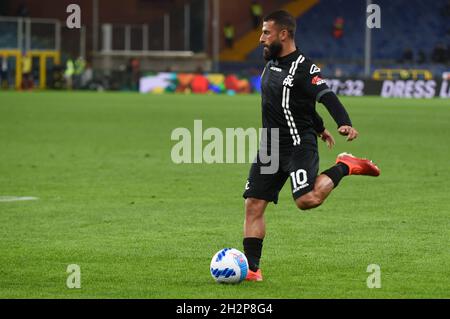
[310,64,321,74]
[270,66,282,72]
[283,75,294,87]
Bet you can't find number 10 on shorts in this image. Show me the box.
[291,169,309,192]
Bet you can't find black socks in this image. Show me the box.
[243,237,263,272]
[321,162,349,187]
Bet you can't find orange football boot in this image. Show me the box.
[245,269,263,282]
[336,152,380,176]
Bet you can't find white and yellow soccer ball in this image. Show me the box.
[210,248,248,283]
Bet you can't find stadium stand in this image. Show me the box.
[242,0,449,77]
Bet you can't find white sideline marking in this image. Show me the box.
[0,196,39,202]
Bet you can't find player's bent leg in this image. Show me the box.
[295,192,321,210]
[244,197,268,238]
[295,153,381,211]
[295,174,334,210]
[295,159,351,211]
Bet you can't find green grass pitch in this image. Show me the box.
[0,91,449,298]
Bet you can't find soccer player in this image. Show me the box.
[243,10,380,281]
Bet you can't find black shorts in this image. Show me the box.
[243,139,319,204]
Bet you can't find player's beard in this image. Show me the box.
[263,39,282,61]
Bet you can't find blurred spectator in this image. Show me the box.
[81,63,93,89]
[224,22,235,49]
[431,43,446,63]
[64,57,75,89]
[1,57,8,88]
[73,57,86,89]
[50,63,64,90]
[21,53,33,90]
[250,1,263,29]
[401,48,413,63]
[416,50,426,64]
[126,58,140,91]
[333,17,344,39]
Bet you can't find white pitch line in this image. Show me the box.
[0,196,39,202]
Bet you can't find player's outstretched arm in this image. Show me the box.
[319,92,358,141]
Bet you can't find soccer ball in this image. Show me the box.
[210,248,248,283]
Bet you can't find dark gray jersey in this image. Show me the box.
[260,49,332,149]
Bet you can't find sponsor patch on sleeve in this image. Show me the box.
[312,75,326,85]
